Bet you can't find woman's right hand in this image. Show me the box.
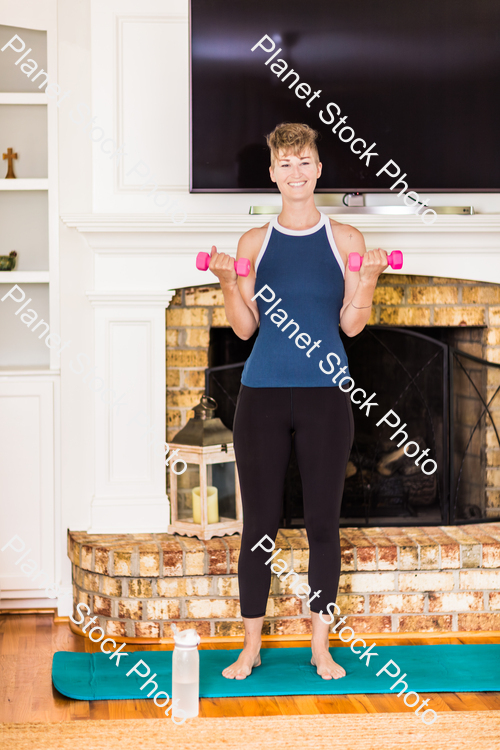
[208,245,238,287]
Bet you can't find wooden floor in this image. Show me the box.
[1,613,499,723]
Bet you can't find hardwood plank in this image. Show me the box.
[30,659,59,722]
[0,655,26,722]
[271,640,309,650]
[411,692,451,713]
[53,621,78,650]
[228,696,281,716]
[11,676,34,723]
[88,700,111,720]
[414,637,461,645]
[274,695,304,715]
[362,693,414,714]
[255,696,282,716]
[138,699,168,719]
[346,694,379,713]
[437,692,472,711]
[313,694,361,714]
[0,616,20,656]
[50,686,73,722]
[438,691,495,712]
[281,695,322,715]
[35,614,53,651]
[233,696,265,717]
[206,697,242,718]
[456,636,497,645]
[474,692,500,710]
[107,698,161,720]
[199,698,227,717]
[70,700,90,720]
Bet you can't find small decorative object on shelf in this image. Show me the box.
[168,394,243,540]
[0,251,17,271]
[2,148,18,179]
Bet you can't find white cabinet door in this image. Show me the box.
[0,379,55,598]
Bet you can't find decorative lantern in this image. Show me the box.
[167,395,242,540]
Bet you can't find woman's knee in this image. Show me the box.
[306,521,339,547]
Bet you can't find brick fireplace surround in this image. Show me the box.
[69,273,500,639]
[69,524,500,639]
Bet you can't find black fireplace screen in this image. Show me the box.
[205,326,500,526]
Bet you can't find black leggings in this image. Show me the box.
[233,385,354,617]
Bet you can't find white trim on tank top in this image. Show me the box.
[324,214,346,276]
[273,211,326,236]
[254,219,275,273]
[255,211,345,276]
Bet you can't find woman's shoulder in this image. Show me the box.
[240,222,271,241]
[328,216,364,243]
[237,222,271,258]
[327,217,366,265]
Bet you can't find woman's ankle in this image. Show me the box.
[311,637,330,652]
[243,638,261,651]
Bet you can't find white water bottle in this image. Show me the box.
[172,626,201,719]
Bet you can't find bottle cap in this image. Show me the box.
[172,626,201,649]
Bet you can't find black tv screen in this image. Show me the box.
[190,0,500,193]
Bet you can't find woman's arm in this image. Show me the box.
[336,225,388,337]
[207,226,266,340]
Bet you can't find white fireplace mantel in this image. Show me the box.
[59,210,500,533]
[62,212,500,288]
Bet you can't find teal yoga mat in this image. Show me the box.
[52,644,500,700]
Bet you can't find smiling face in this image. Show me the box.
[269,150,322,198]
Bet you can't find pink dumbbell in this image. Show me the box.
[348,250,403,273]
[196,252,251,277]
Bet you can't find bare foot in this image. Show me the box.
[222,646,261,680]
[311,648,346,680]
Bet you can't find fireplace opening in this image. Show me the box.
[206,325,500,526]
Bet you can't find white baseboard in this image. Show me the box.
[0,598,56,610]
[0,586,73,616]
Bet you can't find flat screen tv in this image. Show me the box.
[190,0,500,193]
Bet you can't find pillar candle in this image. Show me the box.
[192,485,219,524]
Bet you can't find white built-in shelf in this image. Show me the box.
[0,365,57,377]
[0,271,50,283]
[0,93,48,105]
[0,179,48,191]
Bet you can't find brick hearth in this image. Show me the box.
[68,523,500,639]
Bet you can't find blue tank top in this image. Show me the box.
[241,212,350,388]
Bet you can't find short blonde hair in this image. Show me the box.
[266,122,320,170]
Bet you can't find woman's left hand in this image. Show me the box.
[359,248,389,284]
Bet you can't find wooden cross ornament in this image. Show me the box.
[3,148,18,179]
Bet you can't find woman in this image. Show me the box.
[208,122,388,681]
